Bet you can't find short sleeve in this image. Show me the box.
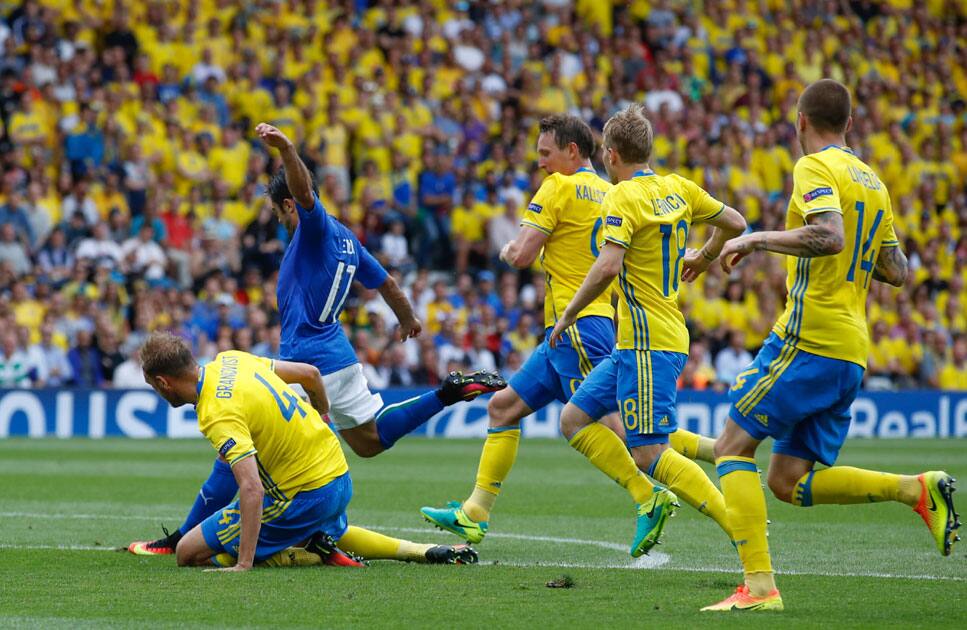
[792,157,842,217]
[356,241,389,288]
[880,196,899,248]
[295,194,329,242]
[675,175,726,222]
[202,411,256,466]
[519,175,561,236]
[601,184,637,249]
[252,356,276,371]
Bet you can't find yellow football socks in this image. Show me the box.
[792,467,920,507]
[717,455,775,596]
[652,448,730,536]
[669,429,716,463]
[463,426,521,522]
[569,423,655,505]
[336,526,431,561]
[260,547,322,567]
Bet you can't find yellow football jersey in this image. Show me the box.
[196,351,348,499]
[520,167,615,328]
[773,146,899,368]
[602,170,725,354]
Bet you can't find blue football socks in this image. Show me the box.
[374,391,446,449]
[178,458,238,535]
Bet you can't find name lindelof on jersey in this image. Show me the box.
[846,165,882,191]
[651,193,687,217]
[575,184,605,204]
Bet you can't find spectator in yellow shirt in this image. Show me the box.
[450,190,490,275]
[938,335,967,390]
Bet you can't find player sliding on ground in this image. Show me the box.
[139,332,478,570]
[129,123,505,555]
[545,104,747,554]
[421,114,720,555]
[702,79,960,612]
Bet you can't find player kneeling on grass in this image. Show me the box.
[138,332,477,571]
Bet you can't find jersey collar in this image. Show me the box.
[820,144,855,155]
[196,366,206,397]
[633,169,656,177]
[576,166,596,174]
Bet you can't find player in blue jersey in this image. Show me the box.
[128,123,505,556]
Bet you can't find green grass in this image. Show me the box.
[0,438,964,629]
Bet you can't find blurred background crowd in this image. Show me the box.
[0,0,964,392]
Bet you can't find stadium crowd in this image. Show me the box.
[0,0,964,391]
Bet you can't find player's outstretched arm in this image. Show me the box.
[548,242,624,347]
[212,456,263,572]
[720,211,844,273]
[682,205,747,282]
[500,226,548,269]
[255,122,314,209]
[872,244,908,287]
[273,360,330,415]
[377,275,423,341]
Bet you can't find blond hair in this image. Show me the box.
[603,103,653,164]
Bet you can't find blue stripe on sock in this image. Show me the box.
[795,470,815,507]
[647,450,664,478]
[716,459,759,478]
[487,425,521,434]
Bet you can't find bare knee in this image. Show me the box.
[347,438,384,458]
[487,390,524,428]
[559,404,591,440]
[175,540,193,567]
[767,469,797,503]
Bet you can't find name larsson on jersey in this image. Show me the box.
[215,354,239,399]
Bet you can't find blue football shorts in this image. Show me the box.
[510,315,615,410]
[728,333,864,467]
[570,347,687,448]
[201,471,352,564]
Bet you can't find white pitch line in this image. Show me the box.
[2,513,963,582]
[0,544,116,552]
[0,511,178,522]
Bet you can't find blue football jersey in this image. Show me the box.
[277,195,388,374]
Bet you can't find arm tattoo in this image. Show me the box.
[801,212,845,257]
[872,246,908,287]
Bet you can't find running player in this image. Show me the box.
[139,332,477,570]
[129,123,505,555]
[420,114,717,550]
[702,79,960,612]
[546,104,747,555]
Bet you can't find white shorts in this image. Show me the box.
[322,363,384,431]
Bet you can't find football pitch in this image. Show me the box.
[1,438,964,629]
